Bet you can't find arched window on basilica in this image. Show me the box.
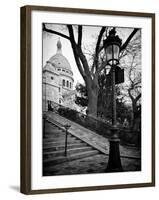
[67,80,69,87]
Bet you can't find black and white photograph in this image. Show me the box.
[20,5,155,194]
[42,23,142,176]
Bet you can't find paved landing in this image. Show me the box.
[45,154,141,176]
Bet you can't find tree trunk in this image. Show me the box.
[86,76,99,118]
[131,101,138,129]
[87,89,98,118]
[133,101,140,130]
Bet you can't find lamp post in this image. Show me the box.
[103,27,123,172]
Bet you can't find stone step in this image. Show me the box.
[43,142,88,152]
[44,130,64,135]
[44,150,99,166]
[45,123,63,131]
[44,146,93,158]
[43,139,83,148]
[44,129,65,135]
[43,135,77,143]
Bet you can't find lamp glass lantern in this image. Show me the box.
[104,28,122,66]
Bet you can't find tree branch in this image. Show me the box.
[91,27,106,74]
[67,25,76,43]
[43,24,70,40]
[67,25,86,80]
[78,47,91,77]
[78,25,82,47]
[67,25,91,79]
[120,28,139,51]
[96,60,108,74]
[135,93,141,103]
[73,49,86,80]
[95,27,106,55]
[128,88,134,101]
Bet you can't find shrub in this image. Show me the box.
[58,107,77,120]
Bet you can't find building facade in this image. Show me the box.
[42,39,75,111]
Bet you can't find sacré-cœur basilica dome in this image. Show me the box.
[42,38,76,111]
[48,39,72,72]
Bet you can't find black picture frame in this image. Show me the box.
[20,5,155,194]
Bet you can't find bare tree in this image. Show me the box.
[120,31,141,128]
[43,24,139,118]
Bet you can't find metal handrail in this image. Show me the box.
[47,100,141,147]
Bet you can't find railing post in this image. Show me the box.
[63,124,71,156]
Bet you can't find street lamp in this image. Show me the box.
[103,27,123,172]
[104,27,121,67]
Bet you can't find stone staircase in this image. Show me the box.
[43,120,102,175]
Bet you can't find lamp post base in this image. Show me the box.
[105,126,123,173]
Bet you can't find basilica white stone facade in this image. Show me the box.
[42,39,76,111]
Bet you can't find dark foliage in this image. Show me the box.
[75,75,132,125]
[55,104,140,147]
[75,83,88,107]
[58,107,77,121]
